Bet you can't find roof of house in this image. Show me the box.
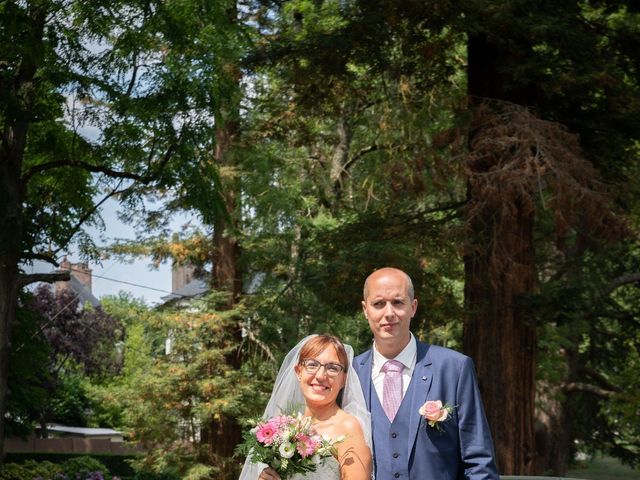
[68,274,100,308]
[158,271,265,306]
[39,425,123,438]
[160,278,209,303]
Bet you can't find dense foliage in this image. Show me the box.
[0,456,110,480]
[2,0,639,477]
[6,287,121,436]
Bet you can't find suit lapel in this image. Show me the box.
[407,341,433,453]
[357,349,374,411]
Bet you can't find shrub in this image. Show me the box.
[130,470,180,480]
[0,456,117,480]
[182,464,214,480]
[0,463,29,480]
[5,454,138,478]
[0,461,62,480]
[60,457,109,480]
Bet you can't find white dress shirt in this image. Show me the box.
[372,333,417,402]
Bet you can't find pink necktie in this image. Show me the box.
[382,359,404,421]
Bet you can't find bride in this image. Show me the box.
[238,335,373,480]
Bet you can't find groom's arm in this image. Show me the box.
[456,356,500,479]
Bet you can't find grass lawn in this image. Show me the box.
[566,455,640,480]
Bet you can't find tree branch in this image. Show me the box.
[51,352,74,378]
[17,271,70,289]
[577,366,622,393]
[343,144,387,172]
[51,183,126,256]
[242,327,276,363]
[600,304,640,329]
[23,253,60,267]
[563,382,614,398]
[21,159,149,185]
[603,273,640,296]
[126,59,139,98]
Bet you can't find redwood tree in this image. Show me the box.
[462,0,638,473]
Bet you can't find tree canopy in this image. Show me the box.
[2,0,639,477]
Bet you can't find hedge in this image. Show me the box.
[4,453,140,478]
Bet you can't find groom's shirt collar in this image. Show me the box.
[372,333,417,398]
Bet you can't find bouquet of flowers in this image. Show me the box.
[237,412,343,479]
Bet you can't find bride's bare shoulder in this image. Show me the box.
[335,410,365,436]
[335,410,372,479]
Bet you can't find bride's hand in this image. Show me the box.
[258,467,281,480]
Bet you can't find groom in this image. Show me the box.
[353,267,499,479]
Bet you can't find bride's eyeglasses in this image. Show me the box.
[300,359,345,377]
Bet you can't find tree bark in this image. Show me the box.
[329,112,352,205]
[0,112,27,465]
[463,32,538,475]
[0,5,46,461]
[463,199,537,474]
[0,261,20,463]
[203,113,243,479]
[211,117,242,303]
[203,6,243,475]
[535,383,571,475]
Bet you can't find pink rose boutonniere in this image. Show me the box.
[419,400,454,431]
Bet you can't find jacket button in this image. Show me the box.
[394,474,400,478]
[393,452,399,458]
[391,432,398,438]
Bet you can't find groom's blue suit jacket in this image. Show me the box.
[353,339,499,480]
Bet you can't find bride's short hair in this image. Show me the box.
[298,334,348,369]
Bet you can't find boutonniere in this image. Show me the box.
[419,400,454,431]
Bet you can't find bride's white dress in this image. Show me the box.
[290,455,340,480]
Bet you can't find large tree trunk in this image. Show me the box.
[0,6,48,461]
[0,263,20,463]
[463,32,538,475]
[535,381,571,475]
[463,198,537,474]
[536,330,583,475]
[202,115,243,478]
[0,102,29,467]
[212,111,242,303]
[0,134,27,463]
[197,106,243,479]
[202,5,243,474]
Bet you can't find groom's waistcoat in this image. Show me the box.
[370,370,420,479]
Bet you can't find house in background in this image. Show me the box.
[159,264,209,356]
[159,263,264,356]
[159,263,264,307]
[159,263,209,307]
[5,424,138,455]
[53,257,101,308]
